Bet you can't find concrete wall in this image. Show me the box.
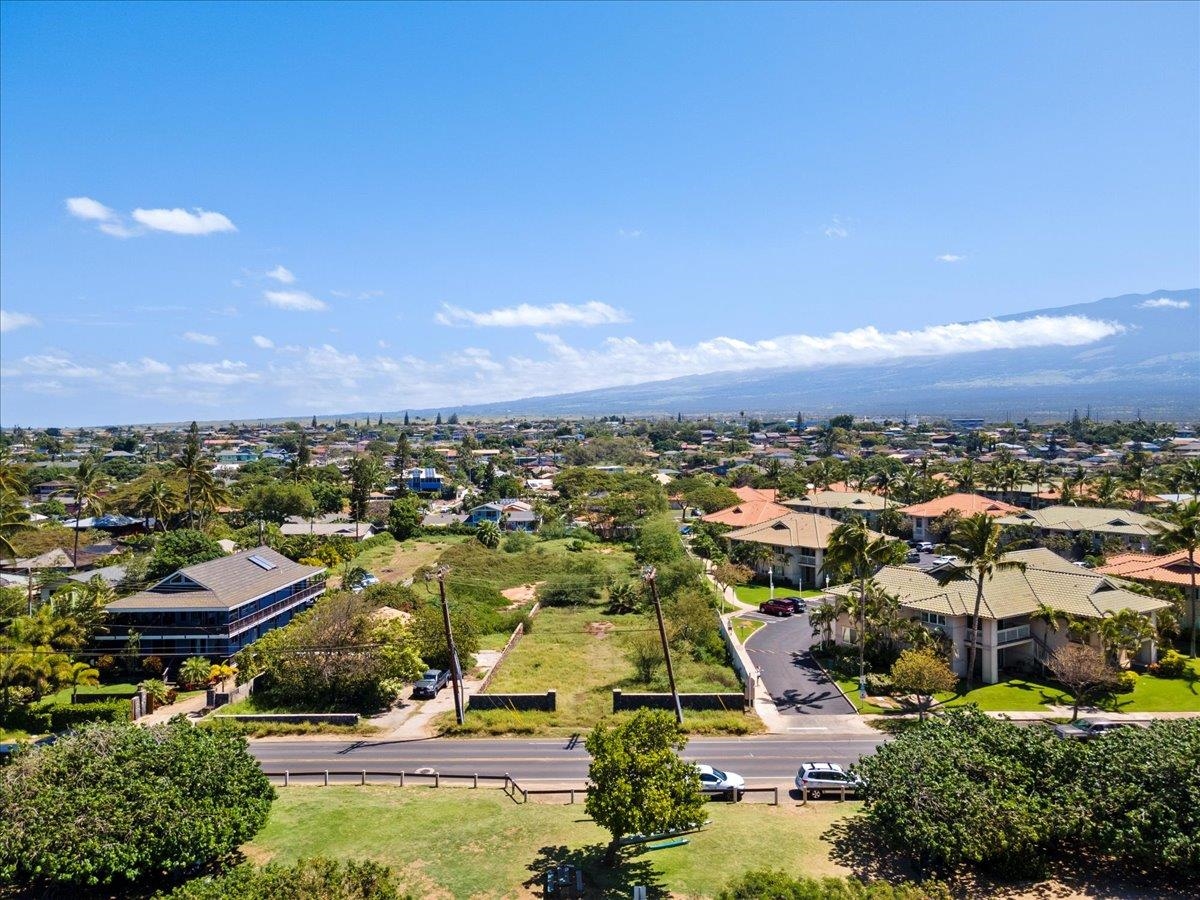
[716,612,753,704]
[208,674,258,709]
[468,691,556,712]
[612,690,745,712]
[211,712,360,725]
[476,602,540,693]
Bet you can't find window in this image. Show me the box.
[248,554,277,571]
[919,611,947,626]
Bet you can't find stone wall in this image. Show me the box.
[611,690,746,712]
[468,690,556,712]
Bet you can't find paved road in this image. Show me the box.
[249,734,884,782]
[745,613,856,716]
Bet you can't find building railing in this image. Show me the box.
[229,582,325,636]
[968,623,1031,647]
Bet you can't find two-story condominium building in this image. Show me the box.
[782,490,895,526]
[405,467,444,493]
[724,512,877,590]
[994,505,1170,553]
[900,493,1022,542]
[100,547,325,660]
[823,548,1170,683]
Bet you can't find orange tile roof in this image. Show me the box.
[899,492,1022,519]
[1096,551,1199,587]
[732,486,779,503]
[701,499,792,528]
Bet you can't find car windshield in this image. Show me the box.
[710,768,727,780]
[1076,719,1094,728]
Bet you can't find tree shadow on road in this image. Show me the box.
[525,842,667,898]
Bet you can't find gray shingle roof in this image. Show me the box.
[107,546,323,612]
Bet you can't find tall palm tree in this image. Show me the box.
[822,517,905,695]
[871,467,905,507]
[65,659,99,703]
[942,512,1027,688]
[0,490,33,561]
[135,478,179,532]
[1027,462,1050,510]
[1098,608,1156,668]
[953,459,978,493]
[1151,499,1200,657]
[56,457,108,568]
[0,448,27,495]
[175,440,208,527]
[192,469,231,529]
[1119,452,1155,512]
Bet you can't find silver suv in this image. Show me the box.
[794,762,863,798]
[1053,718,1131,741]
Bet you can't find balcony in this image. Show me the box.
[229,583,326,637]
[969,623,1032,647]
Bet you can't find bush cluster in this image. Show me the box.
[718,870,946,900]
[157,857,402,899]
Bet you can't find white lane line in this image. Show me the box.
[786,727,829,732]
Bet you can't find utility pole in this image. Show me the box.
[432,565,465,725]
[643,566,682,724]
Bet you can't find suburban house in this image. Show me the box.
[215,448,259,465]
[724,511,868,589]
[1096,550,1199,628]
[732,486,780,504]
[899,493,1022,542]
[405,467,444,493]
[782,490,894,525]
[99,547,325,659]
[701,497,792,529]
[823,548,1171,683]
[464,499,540,531]
[994,505,1170,553]
[279,521,378,540]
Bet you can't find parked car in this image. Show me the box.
[759,598,794,617]
[794,762,864,798]
[780,597,808,614]
[696,763,745,798]
[348,571,380,593]
[931,554,960,567]
[905,550,921,563]
[917,541,934,553]
[412,669,451,699]
[1053,718,1131,741]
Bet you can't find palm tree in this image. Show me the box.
[953,459,978,493]
[822,517,904,695]
[56,457,109,568]
[135,478,179,532]
[809,596,847,649]
[1027,461,1049,509]
[0,448,27,495]
[941,513,1027,688]
[1119,452,1156,512]
[0,490,33,561]
[179,655,213,689]
[1090,473,1125,508]
[65,659,99,703]
[871,467,905,507]
[1151,499,1200,657]
[475,520,502,549]
[192,468,230,529]
[175,440,209,527]
[1098,608,1156,668]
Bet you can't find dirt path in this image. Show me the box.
[375,540,455,584]
[500,582,542,609]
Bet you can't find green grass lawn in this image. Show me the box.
[245,786,854,897]
[732,617,765,643]
[43,681,139,706]
[446,604,753,735]
[734,584,823,604]
[1102,658,1200,713]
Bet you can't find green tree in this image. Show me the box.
[135,478,179,532]
[474,520,501,549]
[941,513,1026,688]
[147,529,225,580]
[386,494,423,541]
[1151,499,1200,656]
[243,482,316,525]
[176,428,209,527]
[160,857,402,900]
[348,455,384,538]
[179,656,213,688]
[585,709,705,866]
[889,649,956,720]
[822,517,905,694]
[0,490,33,560]
[56,457,109,568]
[0,720,274,888]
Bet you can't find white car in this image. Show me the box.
[794,762,864,798]
[932,554,961,567]
[695,764,745,797]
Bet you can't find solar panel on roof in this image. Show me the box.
[247,554,278,571]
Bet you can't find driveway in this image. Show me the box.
[744,613,855,715]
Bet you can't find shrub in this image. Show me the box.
[43,699,130,732]
[142,655,165,676]
[718,870,945,900]
[158,857,402,899]
[536,573,601,607]
[864,673,895,696]
[501,530,536,554]
[1114,670,1138,693]
[1154,649,1188,678]
[0,720,274,888]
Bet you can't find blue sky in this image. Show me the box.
[1,1,1197,425]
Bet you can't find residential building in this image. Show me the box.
[1096,550,1200,628]
[994,505,1170,553]
[783,490,894,525]
[725,511,865,589]
[405,467,444,493]
[100,547,325,659]
[464,499,540,531]
[701,498,791,529]
[279,522,378,541]
[824,548,1171,683]
[899,493,1022,542]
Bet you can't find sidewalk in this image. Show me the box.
[371,649,502,739]
[137,691,208,727]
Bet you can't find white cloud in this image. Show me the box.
[435,301,630,328]
[132,206,236,235]
[264,290,328,312]
[109,358,172,376]
[936,253,965,263]
[4,354,100,379]
[65,196,117,222]
[0,310,39,333]
[182,331,218,345]
[1138,298,1190,310]
[266,265,296,284]
[618,228,643,238]
[823,217,850,239]
[252,335,275,349]
[177,360,260,385]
